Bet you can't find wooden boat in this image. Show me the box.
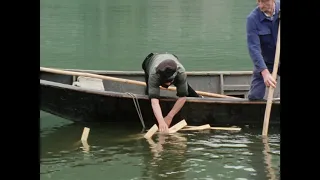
[40,67,280,128]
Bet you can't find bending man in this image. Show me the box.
[142,52,201,132]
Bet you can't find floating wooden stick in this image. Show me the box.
[185,125,241,131]
[144,124,159,139]
[81,140,90,153]
[81,127,90,141]
[210,127,241,131]
[181,124,211,131]
[168,119,187,133]
[144,119,187,138]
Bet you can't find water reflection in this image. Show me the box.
[80,140,90,153]
[262,137,277,180]
[144,133,188,179]
[40,123,280,180]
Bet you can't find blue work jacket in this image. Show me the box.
[246,2,280,73]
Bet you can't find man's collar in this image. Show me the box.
[259,2,280,22]
[263,8,275,18]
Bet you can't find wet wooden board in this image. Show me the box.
[181,124,211,131]
[210,127,241,131]
[185,125,241,131]
[81,127,90,141]
[144,124,159,139]
[144,119,187,138]
[168,119,187,133]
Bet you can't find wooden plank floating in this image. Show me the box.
[185,125,241,131]
[81,127,90,141]
[210,127,241,131]
[144,119,187,139]
[144,121,241,138]
[81,140,90,153]
[181,124,211,131]
[144,124,159,139]
[168,119,187,133]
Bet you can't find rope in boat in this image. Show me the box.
[126,92,146,131]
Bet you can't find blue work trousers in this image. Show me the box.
[248,66,280,100]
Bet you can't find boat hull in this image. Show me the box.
[40,79,280,128]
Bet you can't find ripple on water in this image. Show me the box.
[41,126,279,180]
[241,152,253,156]
[190,140,248,148]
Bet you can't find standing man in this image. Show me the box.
[246,0,280,100]
[142,52,201,132]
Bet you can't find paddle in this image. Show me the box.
[262,20,281,136]
[40,67,242,99]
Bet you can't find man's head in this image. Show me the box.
[156,59,178,85]
[257,0,275,15]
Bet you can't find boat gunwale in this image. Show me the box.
[40,79,279,105]
[63,68,253,76]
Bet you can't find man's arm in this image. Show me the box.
[166,97,186,120]
[148,74,168,131]
[246,17,267,73]
[246,17,277,87]
[151,98,165,124]
[163,72,188,126]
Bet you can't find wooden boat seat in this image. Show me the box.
[72,76,105,91]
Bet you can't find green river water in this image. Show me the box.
[40,0,280,179]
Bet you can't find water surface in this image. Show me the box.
[40,112,280,180]
[40,0,281,179]
[40,0,256,71]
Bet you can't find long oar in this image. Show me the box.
[40,67,242,99]
[262,21,281,136]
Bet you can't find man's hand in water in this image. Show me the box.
[151,98,169,132]
[158,121,169,132]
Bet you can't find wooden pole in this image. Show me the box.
[262,22,281,136]
[40,67,241,99]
